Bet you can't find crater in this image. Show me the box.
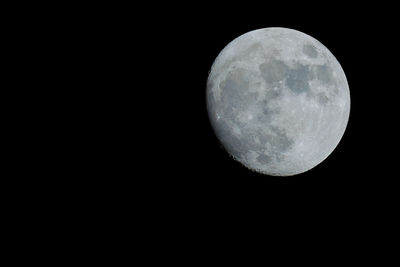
[269,126,294,152]
[303,44,318,58]
[317,93,329,105]
[265,87,282,99]
[254,126,294,165]
[256,100,279,124]
[258,126,294,155]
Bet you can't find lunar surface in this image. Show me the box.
[206,27,350,176]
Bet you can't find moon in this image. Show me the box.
[206,27,350,176]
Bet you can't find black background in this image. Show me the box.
[6,1,398,257]
[18,2,396,207]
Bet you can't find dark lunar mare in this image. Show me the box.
[303,44,318,58]
[258,56,338,105]
[259,58,289,84]
[285,63,312,94]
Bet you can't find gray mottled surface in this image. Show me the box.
[206,27,350,176]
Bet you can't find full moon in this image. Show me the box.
[206,27,350,176]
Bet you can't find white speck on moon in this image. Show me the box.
[206,27,350,176]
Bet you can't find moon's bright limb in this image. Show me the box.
[206,27,350,176]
